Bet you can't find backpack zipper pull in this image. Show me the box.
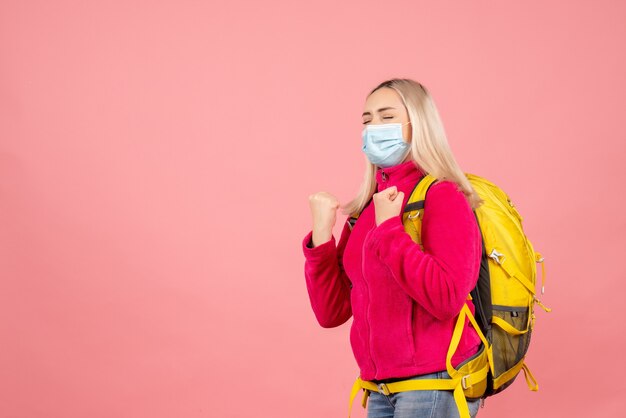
[535,252,546,295]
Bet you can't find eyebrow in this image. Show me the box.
[362,107,397,117]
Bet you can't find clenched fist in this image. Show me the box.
[373,186,404,227]
[308,192,340,247]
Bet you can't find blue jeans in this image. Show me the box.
[366,370,482,418]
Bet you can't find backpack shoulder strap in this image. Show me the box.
[403,173,439,215]
[401,174,439,249]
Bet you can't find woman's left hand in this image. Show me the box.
[372,186,404,226]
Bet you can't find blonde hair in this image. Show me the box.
[340,78,484,217]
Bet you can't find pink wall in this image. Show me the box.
[1,1,624,417]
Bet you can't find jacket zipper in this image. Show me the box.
[367,168,387,378]
[362,245,378,378]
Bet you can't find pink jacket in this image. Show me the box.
[302,160,482,381]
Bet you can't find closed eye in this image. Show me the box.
[362,116,394,125]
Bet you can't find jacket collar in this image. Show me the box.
[375,160,426,191]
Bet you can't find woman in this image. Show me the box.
[302,78,485,417]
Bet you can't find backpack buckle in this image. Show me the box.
[461,375,471,390]
[377,383,390,395]
[407,210,420,219]
[488,248,504,265]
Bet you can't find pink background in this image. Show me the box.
[1,1,625,417]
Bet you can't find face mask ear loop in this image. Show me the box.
[404,121,413,151]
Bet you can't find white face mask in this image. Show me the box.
[361,122,411,168]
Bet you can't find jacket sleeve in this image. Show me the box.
[362,180,481,321]
[301,219,353,328]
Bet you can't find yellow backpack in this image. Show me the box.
[347,173,552,418]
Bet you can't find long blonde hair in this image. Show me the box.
[340,78,484,217]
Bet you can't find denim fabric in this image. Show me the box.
[366,371,482,418]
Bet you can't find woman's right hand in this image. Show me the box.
[308,192,340,247]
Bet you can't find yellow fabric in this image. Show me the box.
[348,364,490,418]
[492,316,528,335]
[402,174,436,251]
[533,295,552,313]
[464,172,551,392]
[521,363,539,391]
[446,304,494,380]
